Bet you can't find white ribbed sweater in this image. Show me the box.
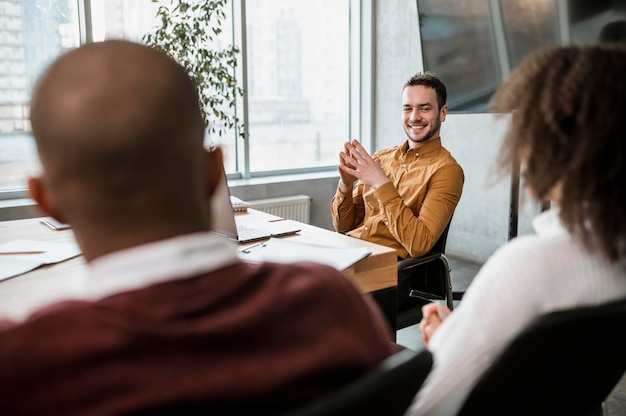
[407,209,626,416]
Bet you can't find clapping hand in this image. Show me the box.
[338,139,390,190]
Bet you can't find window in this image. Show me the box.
[416,0,626,113]
[89,0,158,42]
[0,0,79,195]
[0,0,361,197]
[240,0,350,176]
[417,0,501,112]
[499,0,559,68]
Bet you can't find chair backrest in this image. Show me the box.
[396,218,455,329]
[281,348,433,416]
[398,218,454,301]
[457,297,626,416]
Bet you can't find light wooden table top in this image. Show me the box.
[0,212,397,321]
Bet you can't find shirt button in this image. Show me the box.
[364,226,369,231]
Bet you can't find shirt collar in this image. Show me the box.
[84,232,239,300]
[401,137,443,155]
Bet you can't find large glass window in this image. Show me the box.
[499,0,559,67]
[89,0,159,42]
[0,0,356,196]
[417,0,500,112]
[0,0,79,194]
[243,0,350,174]
[416,0,626,112]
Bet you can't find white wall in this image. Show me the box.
[442,113,511,260]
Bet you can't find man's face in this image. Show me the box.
[402,85,447,147]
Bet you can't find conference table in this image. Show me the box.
[0,210,399,332]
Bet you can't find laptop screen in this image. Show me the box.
[209,165,239,240]
[209,163,302,243]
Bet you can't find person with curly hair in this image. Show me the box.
[407,44,626,415]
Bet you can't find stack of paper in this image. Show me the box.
[0,239,82,282]
[237,237,371,271]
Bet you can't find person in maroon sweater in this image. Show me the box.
[0,40,394,415]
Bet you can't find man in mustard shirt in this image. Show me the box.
[330,72,464,310]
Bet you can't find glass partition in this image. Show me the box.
[416,0,626,112]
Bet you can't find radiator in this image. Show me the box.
[247,195,311,224]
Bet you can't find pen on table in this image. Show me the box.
[0,251,46,255]
[239,242,266,253]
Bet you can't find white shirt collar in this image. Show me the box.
[84,232,239,300]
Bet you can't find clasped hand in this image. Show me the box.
[338,139,390,190]
[419,301,451,347]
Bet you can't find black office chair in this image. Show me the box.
[396,219,458,329]
[457,297,626,416]
[280,348,433,416]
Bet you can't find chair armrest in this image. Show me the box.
[398,252,447,270]
[399,252,454,310]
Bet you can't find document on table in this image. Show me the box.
[237,237,371,271]
[0,239,82,281]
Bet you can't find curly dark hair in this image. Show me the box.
[491,44,626,263]
[404,71,447,110]
[599,20,626,43]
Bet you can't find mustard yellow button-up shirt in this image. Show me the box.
[331,138,464,259]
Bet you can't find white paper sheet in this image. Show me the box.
[237,237,371,271]
[0,239,82,281]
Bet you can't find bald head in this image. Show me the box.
[29,40,215,260]
[31,40,205,189]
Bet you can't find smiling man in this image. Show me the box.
[330,72,464,310]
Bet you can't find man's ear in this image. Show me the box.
[28,176,66,223]
[439,104,448,123]
[204,146,224,200]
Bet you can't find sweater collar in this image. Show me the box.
[532,208,568,238]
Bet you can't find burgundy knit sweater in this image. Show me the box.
[0,260,393,415]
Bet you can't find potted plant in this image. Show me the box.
[142,0,244,142]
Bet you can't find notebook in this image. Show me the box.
[210,165,301,244]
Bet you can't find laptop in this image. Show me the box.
[210,165,301,243]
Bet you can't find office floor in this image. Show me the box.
[396,254,626,416]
